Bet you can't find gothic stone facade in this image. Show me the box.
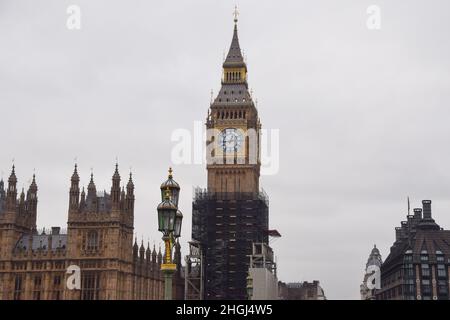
[0,165,183,300]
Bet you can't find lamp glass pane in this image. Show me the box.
[168,212,175,232]
[172,190,179,207]
[174,215,182,238]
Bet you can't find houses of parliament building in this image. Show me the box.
[0,165,184,300]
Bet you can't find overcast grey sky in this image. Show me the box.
[1,0,450,299]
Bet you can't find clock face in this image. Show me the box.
[219,128,244,153]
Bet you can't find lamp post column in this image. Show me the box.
[161,235,176,300]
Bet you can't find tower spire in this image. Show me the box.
[223,7,245,69]
[69,164,80,211]
[29,173,38,195]
[6,165,18,210]
[87,171,96,198]
[9,165,17,185]
[407,196,410,215]
[112,162,121,205]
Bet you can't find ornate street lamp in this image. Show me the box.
[157,168,183,300]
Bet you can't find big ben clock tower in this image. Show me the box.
[192,10,269,300]
[206,12,261,195]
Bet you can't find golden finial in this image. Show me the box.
[233,5,239,24]
[168,167,173,179]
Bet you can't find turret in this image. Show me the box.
[28,174,38,203]
[111,163,121,207]
[146,242,151,263]
[6,165,18,210]
[157,246,163,264]
[69,164,80,211]
[79,187,86,212]
[86,172,97,211]
[133,238,139,260]
[18,188,25,214]
[120,187,126,210]
[152,244,157,263]
[0,179,5,199]
[139,240,145,262]
[126,172,135,213]
[0,166,38,259]
[0,178,5,213]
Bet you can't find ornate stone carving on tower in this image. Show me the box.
[192,11,269,300]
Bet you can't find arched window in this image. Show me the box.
[87,231,98,251]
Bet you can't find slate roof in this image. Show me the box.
[14,232,67,252]
[223,24,245,68]
[213,83,253,106]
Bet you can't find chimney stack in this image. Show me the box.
[413,208,422,219]
[395,227,401,241]
[422,200,432,220]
